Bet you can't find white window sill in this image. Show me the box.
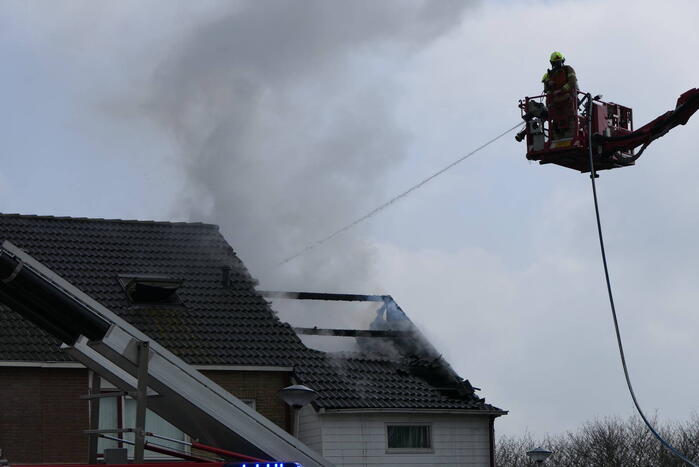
[385,448,434,454]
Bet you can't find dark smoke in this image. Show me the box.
[142,0,476,291]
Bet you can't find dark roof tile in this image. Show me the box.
[294,351,503,412]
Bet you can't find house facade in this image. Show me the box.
[0,213,505,466]
[298,409,495,466]
[291,349,505,467]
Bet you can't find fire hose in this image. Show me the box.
[585,93,698,467]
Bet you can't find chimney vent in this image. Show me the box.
[221,266,231,288]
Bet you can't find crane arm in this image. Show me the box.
[597,88,699,161]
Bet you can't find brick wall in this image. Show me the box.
[0,367,88,464]
[202,370,292,433]
[0,367,291,464]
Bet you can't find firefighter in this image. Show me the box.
[542,51,578,139]
[542,51,577,94]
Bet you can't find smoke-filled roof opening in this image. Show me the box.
[262,290,487,404]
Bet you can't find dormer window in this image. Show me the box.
[118,275,182,304]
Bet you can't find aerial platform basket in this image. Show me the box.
[517,88,699,173]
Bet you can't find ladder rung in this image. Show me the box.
[83,428,135,435]
[81,391,128,400]
[81,390,159,400]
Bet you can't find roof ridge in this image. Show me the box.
[0,212,218,229]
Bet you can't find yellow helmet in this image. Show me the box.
[550,51,565,63]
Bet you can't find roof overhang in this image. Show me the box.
[0,362,293,372]
[194,365,293,372]
[0,360,84,368]
[317,407,508,417]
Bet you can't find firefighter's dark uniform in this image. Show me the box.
[542,65,578,139]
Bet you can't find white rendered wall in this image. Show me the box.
[297,411,492,467]
[297,404,324,454]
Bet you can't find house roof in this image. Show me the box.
[0,213,503,414]
[295,351,503,412]
[0,213,308,366]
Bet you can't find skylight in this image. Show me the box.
[118,274,182,304]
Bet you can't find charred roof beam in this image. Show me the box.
[293,327,412,338]
[259,291,391,303]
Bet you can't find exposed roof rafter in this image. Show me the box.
[293,327,412,338]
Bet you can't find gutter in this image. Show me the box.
[0,362,293,372]
[317,407,508,416]
[0,361,84,368]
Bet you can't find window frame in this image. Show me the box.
[384,422,434,454]
[117,274,183,305]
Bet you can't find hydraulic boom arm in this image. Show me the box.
[599,88,699,162]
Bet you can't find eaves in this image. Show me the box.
[0,361,293,372]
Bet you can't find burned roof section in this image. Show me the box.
[262,291,504,413]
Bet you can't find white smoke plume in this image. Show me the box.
[140,0,478,291]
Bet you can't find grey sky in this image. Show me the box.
[1,0,699,442]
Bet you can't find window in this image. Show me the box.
[96,392,188,460]
[386,424,433,453]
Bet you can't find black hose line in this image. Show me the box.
[586,93,698,466]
